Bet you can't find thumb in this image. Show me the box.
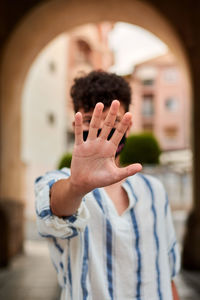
[116,163,143,182]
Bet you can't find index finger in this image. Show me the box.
[110,112,132,147]
[74,112,83,145]
[99,100,120,140]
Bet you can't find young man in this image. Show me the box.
[35,71,180,300]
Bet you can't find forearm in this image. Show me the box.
[50,178,86,217]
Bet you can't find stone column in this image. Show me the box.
[182,60,200,270]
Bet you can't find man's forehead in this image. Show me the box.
[81,107,109,116]
[80,106,125,117]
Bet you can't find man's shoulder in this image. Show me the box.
[127,172,166,199]
[127,173,167,210]
[59,167,71,175]
[34,167,71,188]
[45,167,71,178]
[128,172,164,189]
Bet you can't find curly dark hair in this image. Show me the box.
[70,70,131,112]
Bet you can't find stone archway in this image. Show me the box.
[0,0,191,201]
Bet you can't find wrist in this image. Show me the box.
[50,178,85,217]
[68,175,90,196]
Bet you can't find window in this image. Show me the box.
[48,61,56,73]
[142,95,154,117]
[75,39,92,65]
[142,79,154,86]
[143,123,153,132]
[163,68,178,83]
[165,97,178,112]
[47,113,56,125]
[164,126,178,139]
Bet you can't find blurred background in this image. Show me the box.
[0,1,200,299]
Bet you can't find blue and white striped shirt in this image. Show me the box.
[35,168,180,300]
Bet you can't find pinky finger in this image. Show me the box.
[74,112,83,145]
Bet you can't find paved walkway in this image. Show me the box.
[0,215,200,300]
[0,240,61,300]
[175,270,200,300]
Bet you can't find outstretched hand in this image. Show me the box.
[70,100,142,194]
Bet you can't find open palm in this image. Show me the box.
[70,100,142,194]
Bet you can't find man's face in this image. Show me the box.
[79,105,130,132]
[72,103,132,163]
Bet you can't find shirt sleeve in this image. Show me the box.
[34,168,90,239]
[164,193,181,278]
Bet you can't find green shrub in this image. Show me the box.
[57,153,72,169]
[120,132,161,166]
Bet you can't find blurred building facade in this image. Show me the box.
[130,53,190,150]
[21,34,69,218]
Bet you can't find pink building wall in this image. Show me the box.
[130,53,190,151]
